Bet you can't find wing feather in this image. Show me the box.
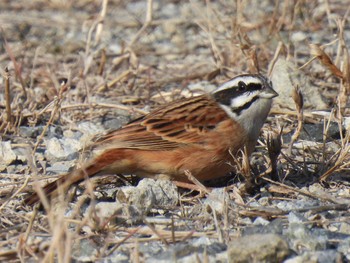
[94,95,230,150]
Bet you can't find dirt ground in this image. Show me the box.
[1,0,350,262]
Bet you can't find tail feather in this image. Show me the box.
[23,149,130,206]
[23,169,85,206]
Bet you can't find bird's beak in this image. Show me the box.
[260,85,279,99]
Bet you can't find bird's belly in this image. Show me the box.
[128,146,236,182]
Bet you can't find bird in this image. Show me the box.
[24,74,278,205]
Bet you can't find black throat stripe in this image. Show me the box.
[232,96,259,115]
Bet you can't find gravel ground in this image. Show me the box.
[0,1,350,262]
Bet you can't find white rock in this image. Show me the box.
[45,137,81,161]
[116,178,178,212]
[204,188,227,214]
[78,122,105,146]
[291,32,307,42]
[94,202,123,219]
[253,217,270,226]
[269,58,327,110]
[0,141,16,171]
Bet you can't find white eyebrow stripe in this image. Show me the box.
[214,76,263,93]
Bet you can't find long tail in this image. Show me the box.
[23,169,87,206]
[23,149,127,206]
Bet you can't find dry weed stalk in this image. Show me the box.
[237,32,260,73]
[82,0,109,77]
[98,48,107,76]
[106,227,141,257]
[3,67,12,124]
[309,16,350,117]
[335,18,350,116]
[32,80,67,153]
[184,170,211,195]
[0,176,31,211]
[268,0,287,35]
[1,30,27,99]
[319,131,350,181]
[128,0,153,48]
[199,0,225,69]
[268,42,285,77]
[233,148,255,195]
[144,220,170,246]
[94,0,109,46]
[288,85,303,154]
[305,16,350,181]
[261,177,342,204]
[265,130,282,181]
[309,44,343,79]
[0,68,11,132]
[42,206,72,262]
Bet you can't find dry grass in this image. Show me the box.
[1,0,350,261]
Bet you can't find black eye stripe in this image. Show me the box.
[213,82,262,106]
[247,83,263,91]
[213,88,236,106]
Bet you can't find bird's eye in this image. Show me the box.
[238,81,247,91]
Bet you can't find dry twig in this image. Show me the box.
[265,129,282,181]
[262,177,345,204]
[309,44,343,79]
[184,170,211,195]
[288,85,304,154]
[4,67,12,124]
[128,0,153,48]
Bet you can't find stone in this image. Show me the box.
[284,250,342,263]
[227,234,290,263]
[44,137,80,161]
[269,58,327,110]
[0,141,16,171]
[116,179,178,213]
